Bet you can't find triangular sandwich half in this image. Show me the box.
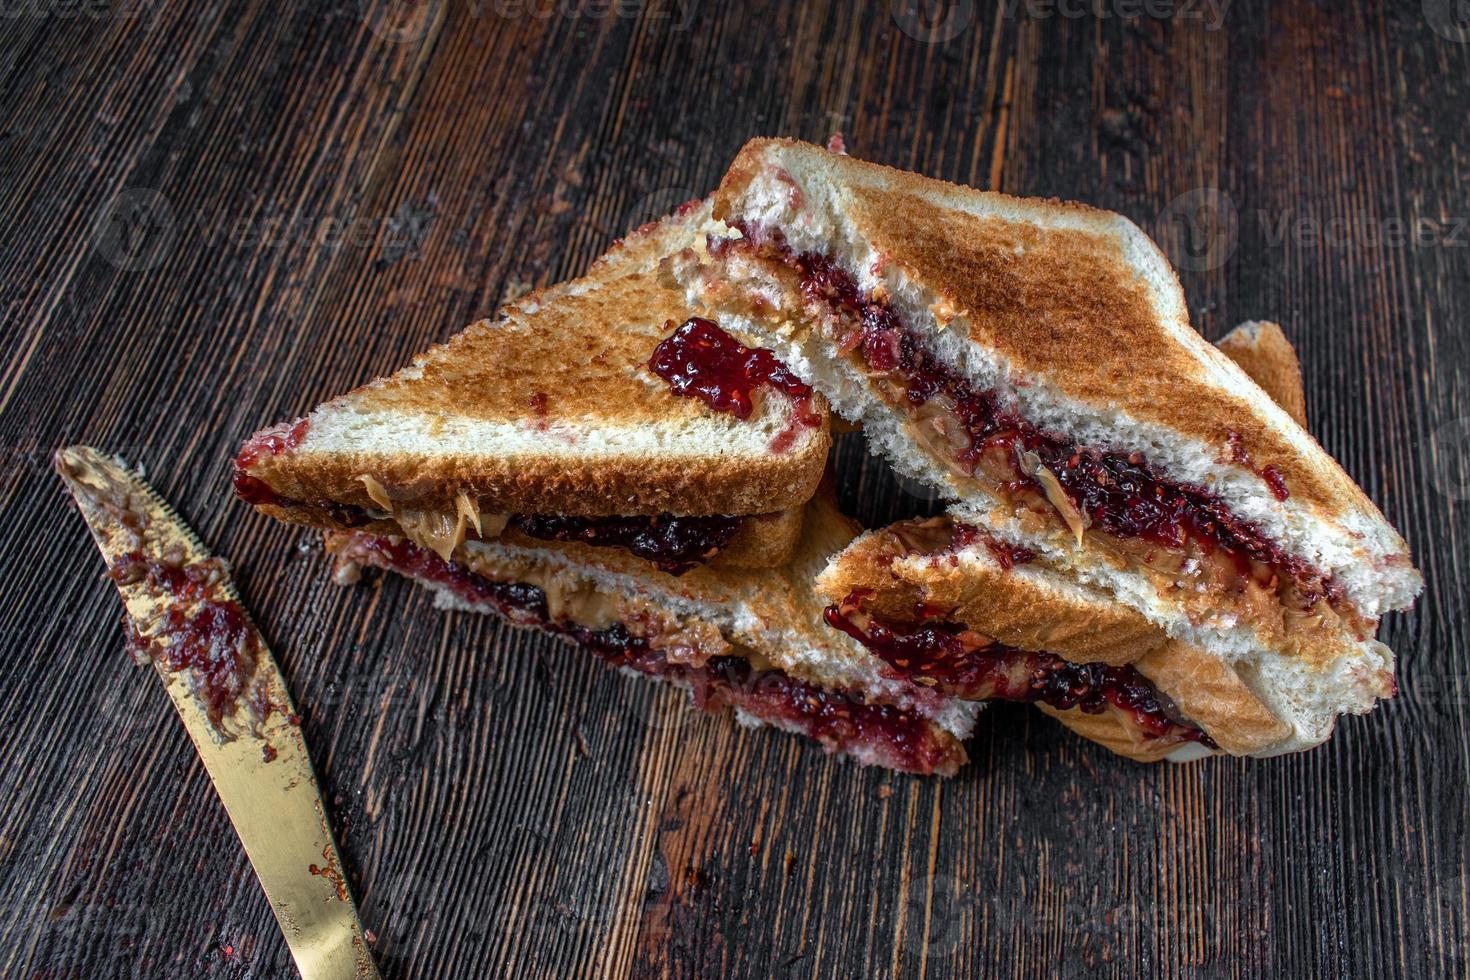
[673,137,1420,755]
[234,201,831,573]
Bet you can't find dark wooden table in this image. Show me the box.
[2,2,1466,977]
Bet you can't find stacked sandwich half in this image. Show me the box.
[235,140,1421,773]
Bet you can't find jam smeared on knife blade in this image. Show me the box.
[232,417,309,506]
[649,317,822,448]
[510,512,742,575]
[824,592,1214,749]
[337,534,963,775]
[109,552,266,731]
[732,224,1345,614]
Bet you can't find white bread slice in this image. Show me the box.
[815,515,1392,757]
[235,198,831,521]
[328,496,979,776]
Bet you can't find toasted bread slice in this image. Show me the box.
[688,137,1417,692]
[327,496,979,776]
[1216,320,1308,428]
[813,321,1393,759]
[235,199,831,523]
[814,516,1164,667]
[698,139,1418,627]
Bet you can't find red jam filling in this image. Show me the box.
[340,534,962,774]
[233,479,741,575]
[109,552,264,729]
[824,594,1214,748]
[233,418,309,506]
[949,523,1037,570]
[733,226,1341,609]
[1228,429,1290,502]
[649,317,822,444]
[338,534,551,624]
[510,513,742,575]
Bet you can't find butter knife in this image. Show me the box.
[54,445,379,980]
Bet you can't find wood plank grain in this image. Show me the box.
[0,1,1465,978]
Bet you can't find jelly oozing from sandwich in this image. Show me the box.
[337,533,965,775]
[231,416,742,572]
[232,418,310,506]
[510,513,742,575]
[823,592,1214,749]
[732,225,1356,624]
[649,317,822,432]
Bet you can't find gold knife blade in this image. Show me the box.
[55,445,379,980]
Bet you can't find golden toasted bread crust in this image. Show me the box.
[1133,642,1293,755]
[814,520,1167,666]
[1217,320,1308,428]
[348,283,760,427]
[247,446,829,519]
[1037,706,1194,763]
[814,331,1320,758]
[818,519,1302,755]
[258,501,806,570]
[715,137,1401,550]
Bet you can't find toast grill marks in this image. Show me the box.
[823,591,1214,752]
[333,532,967,776]
[728,226,1366,632]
